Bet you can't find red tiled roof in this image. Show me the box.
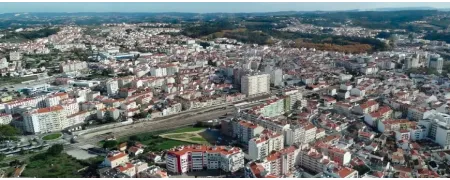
[107,152,128,162]
[360,100,378,109]
[37,105,64,113]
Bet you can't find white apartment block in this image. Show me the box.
[5,96,47,114]
[59,60,88,73]
[166,145,244,174]
[23,105,66,134]
[251,146,300,177]
[61,98,80,116]
[303,124,317,144]
[248,130,284,160]
[241,74,270,97]
[283,88,303,110]
[45,92,69,107]
[150,66,167,77]
[107,80,119,96]
[66,111,91,127]
[284,125,305,146]
[419,111,450,149]
[233,120,265,143]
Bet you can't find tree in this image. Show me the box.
[129,135,141,141]
[0,153,5,161]
[0,125,19,138]
[47,144,63,156]
[103,140,118,149]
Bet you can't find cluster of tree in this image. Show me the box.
[220,30,273,45]
[300,10,438,31]
[376,31,392,39]
[0,28,59,42]
[30,144,64,161]
[406,67,440,76]
[291,39,373,54]
[0,125,20,141]
[424,32,450,43]
[181,20,236,38]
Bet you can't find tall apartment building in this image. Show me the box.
[241,73,270,97]
[5,96,47,114]
[284,125,305,146]
[59,60,88,73]
[419,112,450,149]
[259,98,285,118]
[233,120,264,143]
[428,55,444,74]
[248,130,284,160]
[23,105,66,134]
[246,146,299,178]
[150,66,167,77]
[282,88,303,111]
[45,92,69,107]
[166,145,244,174]
[107,80,119,96]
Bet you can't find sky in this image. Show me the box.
[1,2,450,13]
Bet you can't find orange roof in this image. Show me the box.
[116,162,134,172]
[107,152,128,162]
[370,106,392,118]
[360,100,378,109]
[249,162,266,178]
[37,105,64,113]
[336,167,356,178]
[239,120,259,129]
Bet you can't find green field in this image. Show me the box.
[42,133,62,140]
[157,139,193,150]
[164,127,205,134]
[21,153,85,178]
[189,137,208,143]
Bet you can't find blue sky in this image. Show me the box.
[1,2,450,13]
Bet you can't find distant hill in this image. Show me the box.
[371,7,438,11]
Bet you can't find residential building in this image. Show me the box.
[248,130,284,160]
[22,105,66,134]
[59,60,88,73]
[102,151,130,168]
[166,145,244,174]
[106,80,119,96]
[241,73,270,97]
[234,120,265,143]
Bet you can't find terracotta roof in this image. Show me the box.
[335,167,356,178]
[116,162,134,172]
[107,152,128,162]
[239,120,259,129]
[37,105,64,113]
[360,100,378,109]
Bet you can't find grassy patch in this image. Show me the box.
[164,127,205,134]
[165,133,196,139]
[42,133,62,141]
[157,139,193,150]
[21,153,85,178]
[189,137,208,143]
